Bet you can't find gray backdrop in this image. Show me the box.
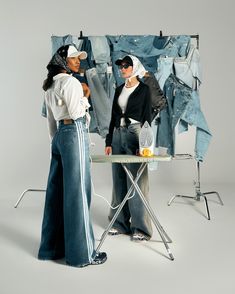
[0,0,234,195]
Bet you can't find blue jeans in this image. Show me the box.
[156,74,192,155]
[109,124,153,237]
[51,35,83,55]
[155,56,174,90]
[86,68,112,138]
[164,35,191,57]
[178,91,212,161]
[38,118,95,267]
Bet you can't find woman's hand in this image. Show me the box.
[105,146,112,155]
[81,83,90,98]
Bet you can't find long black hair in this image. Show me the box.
[43,45,71,91]
[42,65,64,91]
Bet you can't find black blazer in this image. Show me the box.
[105,81,152,146]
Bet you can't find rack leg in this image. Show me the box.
[14,189,46,208]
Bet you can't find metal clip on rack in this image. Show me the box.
[167,154,223,220]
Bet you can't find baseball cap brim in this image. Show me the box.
[67,45,87,59]
[115,55,133,66]
[68,51,87,59]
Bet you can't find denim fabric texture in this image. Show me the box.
[79,37,96,70]
[107,35,163,86]
[174,44,202,90]
[86,67,112,137]
[156,74,192,155]
[155,56,174,90]
[51,35,83,55]
[164,35,191,57]
[38,117,96,267]
[178,90,212,161]
[109,124,153,238]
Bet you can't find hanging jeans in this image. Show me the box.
[51,35,83,55]
[156,74,192,155]
[178,91,212,161]
[155,56,174,90]
[38,117,96,267]
[86,67,112,138]
[109,124,153,238]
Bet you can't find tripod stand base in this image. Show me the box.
[168,191,223,220]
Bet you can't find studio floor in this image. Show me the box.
[1,182,234,294]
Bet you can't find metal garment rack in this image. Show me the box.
[158,32,223,220]
[15,32,222,221]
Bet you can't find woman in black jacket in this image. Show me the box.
[105,55,153,241]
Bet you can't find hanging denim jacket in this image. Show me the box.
[178,90,212,161]
[156,74,192,155]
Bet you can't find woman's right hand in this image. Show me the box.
[105,146,112,155]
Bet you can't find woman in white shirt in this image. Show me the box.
[38,45,107,267]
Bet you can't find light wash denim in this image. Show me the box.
[88,36,116,100]
[155,56,174,90]
[178,90,212,161]
[156,74,192,155]
[109,124,153,237]
[107,35,190,86]
[51,35,83,55]
[88,36,110,64]
[174,45,202,90]
[38,117,96,267]
[164,35,191,57]
[86,67,112,138]
[107,35,163,86]
[109,35,164,57]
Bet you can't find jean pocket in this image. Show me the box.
[60,128,77,147]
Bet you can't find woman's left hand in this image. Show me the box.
[81,83,90,98]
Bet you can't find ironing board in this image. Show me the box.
[91,154,174,261]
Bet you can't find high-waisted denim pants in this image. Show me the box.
[38,117,96,267]
[109,124,153,238]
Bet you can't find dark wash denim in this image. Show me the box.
[109,124,152,238]
[156,74,192,155]
[38,117,95,267]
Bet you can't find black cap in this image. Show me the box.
[115,55,133,66]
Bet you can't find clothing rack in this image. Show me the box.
[159,30,199,49]
[15,32,222,221]
[163,33,223,219]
